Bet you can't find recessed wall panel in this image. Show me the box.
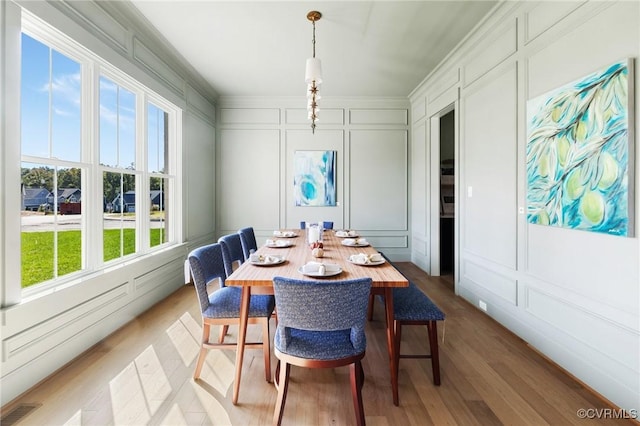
[365,236,407,248]
[285,108,344,125]
[527,2,638,99]
[524,1,585,44]
[462,65,517,269]
[463,20,517,87]
[411,121,427,236]
[220,108,280,125]
[525,286,638,369]
[350,130,407,230]
[185,112,215,240]
[349,109,408,125]
[462,259,517,305]
[218,129,280,230]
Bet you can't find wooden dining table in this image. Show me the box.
[225,229,408,406]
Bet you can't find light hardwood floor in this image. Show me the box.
[2,263,635,425]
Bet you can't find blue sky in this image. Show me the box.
[21,33,81,163]
[21,33,137,169]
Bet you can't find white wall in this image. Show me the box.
[0,0,216,406]
[410,0,639,413]
[216,97,410,260]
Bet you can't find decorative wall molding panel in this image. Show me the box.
[349,109,408,125]
[524,1,585,44]
[3,282,128,362]
[54,0,129,53]
[462,259,517,306]
[220,108,281,125]
[286,108,344,125]
[462,19,517,88]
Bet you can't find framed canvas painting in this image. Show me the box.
[294,150,336,206]
[526,59,635,237]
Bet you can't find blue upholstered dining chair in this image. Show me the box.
[187,243,275,382]
[218,233,246,277]
[367,262,445,402]
[271,276,372,426]
[301,221,334,230]
[238,227,258,260]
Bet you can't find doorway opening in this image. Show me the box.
[439,110,455,276]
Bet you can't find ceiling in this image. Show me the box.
[128,1,497,99]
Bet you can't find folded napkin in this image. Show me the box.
[301,261,340,274]
[349,252,384,264]
[266,239,289,247]
[250,254,281,264]
[343,238,367,246]
[273,230,295,237]
[336,230,358,237]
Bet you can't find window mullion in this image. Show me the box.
[86,61,100,270]
[137,94,148,253]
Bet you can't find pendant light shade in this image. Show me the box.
[305,58,322,84]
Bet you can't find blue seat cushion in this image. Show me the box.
[204,287,275,319]
[275,328,365,360]
[392,282,445,322]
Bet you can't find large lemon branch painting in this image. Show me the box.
[526,59,634,236]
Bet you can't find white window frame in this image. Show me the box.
[17,10,181,300]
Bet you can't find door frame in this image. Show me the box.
[428,102,458,290]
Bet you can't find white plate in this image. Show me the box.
[335,232,359,238]
[273,231,297,238]
[297,266,343,277]
[347,258,386,266]
[250,256,286,266]
[265,241,294,248]
[341,241,369,247]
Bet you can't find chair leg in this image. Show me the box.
[218,325,229,344]
[273,360,290,426]
[274,360,280,389]
[367,293,375,321]
[394,320,402,387]
[194,323,210,379]
[350,361,366,426]
[427,321,441,386]
[367,289,385,322]
[262,319,272,382]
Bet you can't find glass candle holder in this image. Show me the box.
[306,222,323,244]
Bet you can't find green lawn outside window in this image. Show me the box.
[21,229,163,287]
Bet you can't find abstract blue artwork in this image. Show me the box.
[526,59,634,237]
[294,150,336,206]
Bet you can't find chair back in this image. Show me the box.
[238,227,258,260]
[218,233,245,277]
[188,243,227,314]
[273,276,372,352]
[301,221,334,230]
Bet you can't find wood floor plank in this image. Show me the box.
[2,263,635,426]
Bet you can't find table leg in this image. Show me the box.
[232,285,251,405]
[384,287,399,406]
